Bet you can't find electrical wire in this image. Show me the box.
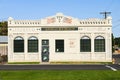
[113,23,120,29]
[105,0,114,11]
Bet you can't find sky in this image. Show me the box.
[0,0,120,37]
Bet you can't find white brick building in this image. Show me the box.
[8,13,112,63]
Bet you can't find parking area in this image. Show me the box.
[112,54,120,64]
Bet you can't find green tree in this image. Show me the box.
[114,37,120,47]
[112,33,115,53]
[0,21,8,35]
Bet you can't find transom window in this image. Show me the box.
[55,40,64,52]
[41,27,78,31]
[14,36,24,52]
[80,36,91,52]
[94,36,105,52]
[28,36,38,52]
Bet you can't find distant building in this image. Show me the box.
[115,49,120,54]
[0,36,8,55]
[8,13,112,63]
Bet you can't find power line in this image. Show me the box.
[113,23,120,29]
[112,19,120,29]
[100,0,113,19]
[105,0,114,11]
[113,19,120,23]
[100,11,111,19]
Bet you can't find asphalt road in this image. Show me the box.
[0,64,120,70]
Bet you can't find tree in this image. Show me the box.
[0,21,8,35]
[114,37,120,47]
[112,33,115,53]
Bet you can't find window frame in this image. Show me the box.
[80,36,91,52]
[14,36,24,53]
[28,36,38,53]
[94,36,105,52]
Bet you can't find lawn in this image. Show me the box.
[0,70,120,80]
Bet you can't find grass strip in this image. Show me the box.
[0,70,120,80]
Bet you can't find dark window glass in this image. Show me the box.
[55,40,64,52]
[41,27,78,31]
[28,37,38,52]
[80,36,91,52]
[94,36,105,52]
[14,37,24,52]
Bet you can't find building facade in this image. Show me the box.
[8,13,112,63]
[0,36,8,56]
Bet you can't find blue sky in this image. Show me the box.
[0,0,120,37]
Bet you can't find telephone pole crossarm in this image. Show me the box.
[100,12,111,19]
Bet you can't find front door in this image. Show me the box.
[41,40,49,62]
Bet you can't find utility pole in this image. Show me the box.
[100,11,111,19]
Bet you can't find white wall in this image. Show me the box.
[8,28,112,62]
[8,13,112,62]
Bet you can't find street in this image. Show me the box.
[0,64,120,70]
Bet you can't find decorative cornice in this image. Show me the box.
[8,13,112,27]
